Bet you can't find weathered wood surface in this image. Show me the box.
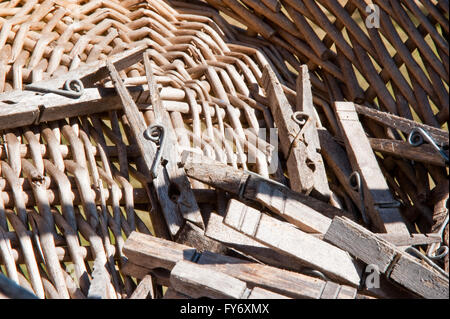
[389,253,449,300]
[123,232,196,271]
[355,104,449,147]
[171,260,249,299]
[311,232,441,247]
[107,59,176,238]
[335,102,409,235]
[87,258,115,299]
[183,153,354,234]
[295,66,319,125]
[170,260,291,299]
[107,58,203,237]
[324,216,398,273]
[199,253,329,299]
[129,275,155,299]
[317,128,362,212]
[369,138,447,167]
[251,180,331,233]
[0,46,147,130]
[262,65,330,201]
[377,233,442,247]
[123,231,359,299]
[0,86,197,131]
[142,52,205,230]
[324,216,449,299]
[205,211,306,272]
[122,261,152,280]
[320,281,359,299]
[224,199,362,286]
[198,251,359,299]
[121,260,171,287]
[360,275,419,299]
[429,181,449,272]
[248,287,290,299]
[0,0,446,300]
[0,87,134,130]
[294,65,331,199]
[0,45,147,101]
[163,288,189,299]
[175,220,227,255]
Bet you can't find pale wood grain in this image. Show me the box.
[390,253,449,299]
[107,60,204,237]
[183,155,352,233]
[107,60,183,237]
[123,231,358,299]
[170,260,249,299]
[205,211,306,271]
[335,102,409,235]
[369,138,446,167]
[325,216,449,299]
[123,232,196,270]
[224,199,362,286]
[295,65,331,199]
[263,66,321,198]
[129,275,155,299]
[324,216,398,272]
[355,104,448,146]
[170,261,289,299]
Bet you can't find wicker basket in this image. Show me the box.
[202,0,449,128]
[0,0,300,299]
[0,0,448,299]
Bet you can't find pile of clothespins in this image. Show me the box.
[0,0,448,299]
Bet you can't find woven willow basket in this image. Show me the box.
[203,0,449,128]
[200,0,449,273]
[0,0,448,298]
[0,0,302,299]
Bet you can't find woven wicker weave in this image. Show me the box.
[202,0,449,128]
[0,0,448,299]
[0,0,297,299]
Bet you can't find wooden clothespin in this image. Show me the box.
[295,65,331,199]
[123,231,360,299]
[170,260,290,299]
[0,46,149,131]
[262,65,331,201]
[182,152,354,234]
[182,152,351,233]
[334,102,409,235]
[106,50,204,239]
[354,104,448,147]
[205,211,308,271]
[325,216,449,299]
[223,199,362,286]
